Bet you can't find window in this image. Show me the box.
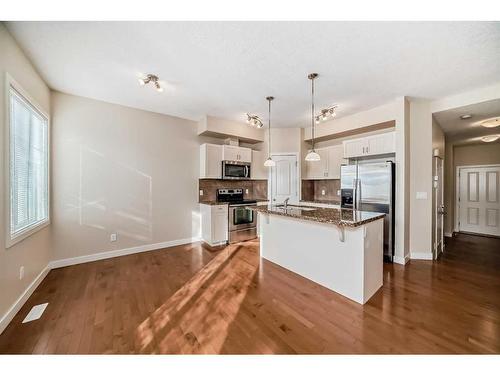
[6,82,49,247]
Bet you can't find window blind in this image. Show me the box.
[9,87,49,237]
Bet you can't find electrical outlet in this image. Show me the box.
[337,190,341,196]
[321,189,326,196]
[245,189,249,195]
[19,266,24,280]
[199,189,204,196]
[110,233,117,242]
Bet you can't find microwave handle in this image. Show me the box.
[245,165,250,178]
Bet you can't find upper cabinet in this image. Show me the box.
[251,150,269,180]
[222,145,252,163]
[304,144,344,180]
[200,143,222,179]
[343,132,395,159]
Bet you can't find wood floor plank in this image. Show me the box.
[0,234,499,354]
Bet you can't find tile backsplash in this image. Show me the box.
[198,179,268,203]
[301,179,341,202]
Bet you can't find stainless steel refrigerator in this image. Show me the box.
[340,161,395,262]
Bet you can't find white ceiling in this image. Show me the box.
[434,99,500,145]
[6,21,500,128]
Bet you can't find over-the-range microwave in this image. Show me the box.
[222,161,251,180]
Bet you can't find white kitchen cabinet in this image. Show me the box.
[343,131,395,159]
[327,144,344,179]
[200,204,228,246]
[200,143,222,179]
[251,150,269,180]
[222,145,252,163]
[304,145,344,180]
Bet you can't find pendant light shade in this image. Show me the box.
[306,73,320,162]
[265,96,275,167]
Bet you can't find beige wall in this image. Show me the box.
[50,92,201,261]
[409,99,433,258]
[444,143,500,234]
[0,24,52,325]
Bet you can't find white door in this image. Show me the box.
[434,157,444,259]
[458,165,500,236]
[270,155,298,204]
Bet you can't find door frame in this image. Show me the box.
[267,152,301,204]
[433,156,444,259]
[455,164,500,233]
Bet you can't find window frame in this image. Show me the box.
[4,73,50,248]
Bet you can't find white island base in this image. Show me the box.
[259,213,384,304]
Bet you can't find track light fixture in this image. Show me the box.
[246,113,264,128]
[315,105,338,124]
[138,74,163,92]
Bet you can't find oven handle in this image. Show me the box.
[230,203,257,207]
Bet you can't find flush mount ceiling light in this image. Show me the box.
[481,135,499,143]
[264,96,276,167]
[305,73,321,162]
[246,113,263,128]
[315,105,338,124]
[460,114,473,120]
[138,74,163,92]
[480,117,500,128]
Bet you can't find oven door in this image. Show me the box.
[222,162,251,180]
[229,204,256,231]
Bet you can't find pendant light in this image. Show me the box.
[264,96,276,167]
[305,73,321,161]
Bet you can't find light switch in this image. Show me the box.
[416,191,428,200]
[199,190,204,196]
[245,189,249,195]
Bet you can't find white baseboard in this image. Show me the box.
[444,232,453,238]
[50,237,200,269]
[0,266,50,335]
[393,254,410,265]
[410,251,433,260]
[0,237,199,335]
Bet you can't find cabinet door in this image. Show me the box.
[212,208,228,243]
[366,132,395,155]
[305,148,329,179]
[200,144,222,178]
[343,139,367,158]
[327,144,343,179]
[239,147,252,163]
[252,150,269,180]
[222,145,240,161]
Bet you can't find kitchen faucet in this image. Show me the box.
[283,197,290,209]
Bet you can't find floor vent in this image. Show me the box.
[22,303,48,323]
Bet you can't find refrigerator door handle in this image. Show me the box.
[356,178,362,209]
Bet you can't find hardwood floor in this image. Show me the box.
[0,233,499,354]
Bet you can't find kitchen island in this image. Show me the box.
[250,205,385,304]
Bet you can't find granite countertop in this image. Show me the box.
[199,199,269,206]
[300,199,340,205]
[249,204,385,228]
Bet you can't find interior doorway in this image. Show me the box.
[269,154,299,204]
[433,156,444,259]
[456,165,500,237]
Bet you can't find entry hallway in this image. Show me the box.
[0,234,499,354]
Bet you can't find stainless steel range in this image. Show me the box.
[217,188,257,243]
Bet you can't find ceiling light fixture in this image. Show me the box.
[316,105,338,124]
[138,74,163,92]
[480,117,500,128]
[246,113,263,128]
[264,96,276,167]
[481,135,499,143]
[460,114,472,120]
[305,73,321,162]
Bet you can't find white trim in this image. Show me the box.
[0,266,50,334]
[49,237,199,269]
[410,252,433,260]
[393,254,410,265]
[444,232,453,238]
[4,72,51,248]
[455,164,500,235]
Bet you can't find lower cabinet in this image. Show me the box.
[200,204,228,246]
